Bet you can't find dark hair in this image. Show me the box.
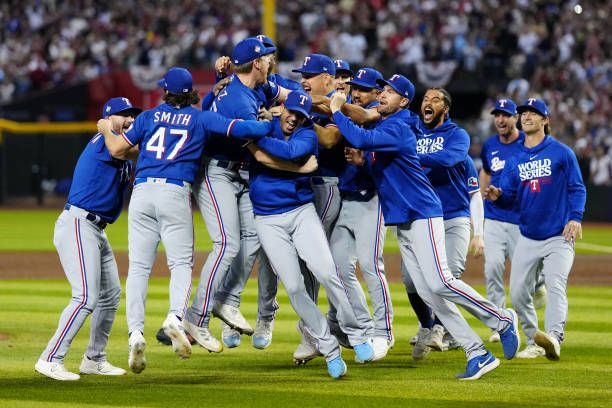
[163,90,200,108]
[429,87,452,110]
[234,60,255,74]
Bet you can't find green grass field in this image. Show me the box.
[1,279,611,407]
[1,209,612,254]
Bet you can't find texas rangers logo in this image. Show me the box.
[497,99,508,107]
[299,95,308,105]
[122,97,131,106]
[335,60,342,68]
[529,179,540,192]
[519,157,552,193]
[303,56,311,66]
[468,177,478,188]
[390,74,401,81]
[356,69,365,79]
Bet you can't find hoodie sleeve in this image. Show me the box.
[418,127,469,168]
[564,146,587,222]
[256,128,316,160]
[332,111,407,152]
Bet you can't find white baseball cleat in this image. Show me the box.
[372,336,390,361]
[222,322,241,348]
[534,331,561,361]
[128,331,147,374]
[534,285,547,309]
[182,319,223,353]
[516,344,546,359]
[412,327,431,361]
[79,356,126,375]
[488,330,501,343]
[293,321,322,365]
[426,324,445,351]
[35,359,80,381]
[252,319,274,350]
[162,314,192,360]
[213,303,254,335]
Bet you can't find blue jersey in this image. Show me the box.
[338,100,378,200]
[67,133,132,223]
[207,75,279,161]
[269,73,301,91]
[312,90,345,178]
[333,109,443,225]
[249,117,318,215]
[416,118,471,219]
[480,132,525,224]
[123,103,273,183]
[498,135,586,240]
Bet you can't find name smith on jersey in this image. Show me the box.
[153,111,192,126]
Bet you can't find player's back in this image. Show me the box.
[126,103,206,183]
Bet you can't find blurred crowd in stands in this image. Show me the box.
[0,0,610,184]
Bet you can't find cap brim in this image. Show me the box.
[490,108,516,116]
[517,106,547,117]
[377,79,404,96]
[346,79,377,89]
[285,106,310,118]
[262,45,276,56]
[114,107,143,117]
[336,69,354,77]
[292,68,325,74]
[157,79,166,88]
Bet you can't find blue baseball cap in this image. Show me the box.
[157,67,193,94]
[377,74,415,101]
[347,67,383,89]
[517,98,550,117]
[333,59,354,77]
[292,54,336,76]
[255,34,275,48]
[232,38,276,65]
[490,98,517,115]
[102,97,142,118]
[284,90,312,118]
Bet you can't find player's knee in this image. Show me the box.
[509,285,530,307]
[106,285,122,308]
[429,279,449,297]
[283,281,306,299]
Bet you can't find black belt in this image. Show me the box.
[64,204,108,229]
[311,177,325,185]
[341,190,376,202]
[212,159,243,171]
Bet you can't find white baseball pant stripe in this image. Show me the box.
[126,182,194,334]
[510,234,574,344]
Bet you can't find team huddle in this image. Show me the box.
[34,34,587,381]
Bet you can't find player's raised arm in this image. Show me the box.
[97,120,136,160]
[200,110,273,140]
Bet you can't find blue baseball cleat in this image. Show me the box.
[499,308,520,359]
[456,351,500,380]
[221,323,241,348]
[353,340,374,363]
[327,357,347,379]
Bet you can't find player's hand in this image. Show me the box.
[484,185,502,201]
[215,56,231,76]
[298,155,318,173]
[269,106,283,117]
[562,220,582,243]
[345,147,365,166]
[330,91,347,113]
[213,77,231,96]
[97,118,112,134]
[258,107,273,122]
[469,235,485,258]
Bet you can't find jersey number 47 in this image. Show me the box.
[146,127,189,160]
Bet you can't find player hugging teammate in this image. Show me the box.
[35,34,585,381]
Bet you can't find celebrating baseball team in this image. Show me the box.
[34,33,587,382]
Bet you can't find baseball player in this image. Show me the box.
[208,35,302,350]
[250,90,375,378]
[406,88,486,354]
[97,67,274,373]
[184,38,290,353]
[35,97,141,380]
[479,98,546,347]
[333,59,354,94]
[486,98,586,361]
[331,74,520,380]
[324,67,394,359]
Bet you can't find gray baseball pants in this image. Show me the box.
[510,234,574,344]
[126,181,194,334]
[40,208,121,363]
